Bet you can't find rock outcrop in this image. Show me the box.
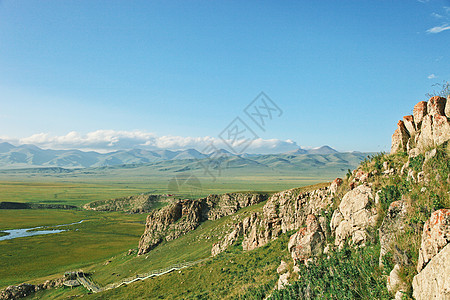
[138,192,267,255]
[0,284,35,300]
[330,184,377,249]
[413,243,450,299]
[411,209,450,299]
[391,96,450,154]
[391,120,410,154]
[83,194,169,213]
[330,178,343,195]
[416,209,450,272]
[212,184,334,256]
[288,214,325,265]
[0,277,64,300]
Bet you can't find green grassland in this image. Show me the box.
[0,181,148,207]
[0,152,367,203]
[0,210,147,289]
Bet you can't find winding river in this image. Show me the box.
[0,220,85,241]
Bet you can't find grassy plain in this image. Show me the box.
[0,210,147,289]
[0,161,346,295]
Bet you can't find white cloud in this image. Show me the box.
[2,130,301,154]
[428,73,437,79]
[431,12,443,18]
[426,24,450,33]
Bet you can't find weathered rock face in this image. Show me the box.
[416,209,450,272]
[412,209,450,299]
[427,96,446,116]
[413,101,428,129]
[391,97,450,154]
[391,120,410,154]
[331,184,377,249]
[433,114,450,146]
[413,243,450,300]
[138,193,267,255]
[212,184,334,256]
[403,115,416,136]
[387,264,407,296]
[288,214,325,265]
[379,200,408,266]
[200,193,264,220]
[83,194,167,213]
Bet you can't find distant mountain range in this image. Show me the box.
[0,142,349,169]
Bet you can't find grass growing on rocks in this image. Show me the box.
[270,245,390,299]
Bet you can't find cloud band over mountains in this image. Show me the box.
[0,130,300,154]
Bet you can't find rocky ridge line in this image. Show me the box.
[138,192,268,255]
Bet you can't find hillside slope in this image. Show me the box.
[1,95,449,300]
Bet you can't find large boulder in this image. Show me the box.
[403,115,416,136]
[413,243,450,300]
[413,101,428,129]
[417,209,450,272]
[427,96,446,116]
[288,214,325,264]
[433,114,450,146]
[331,185,377,249]
[416,114,434,150]
[391,120,410,154]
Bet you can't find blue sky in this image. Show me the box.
[0,0,449,153]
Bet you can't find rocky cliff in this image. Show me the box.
[138,192,268,255]
[391,95,450,154]
[211,182,336,256]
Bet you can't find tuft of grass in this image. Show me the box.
[270,245,390,300]
[409,154,424,173]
